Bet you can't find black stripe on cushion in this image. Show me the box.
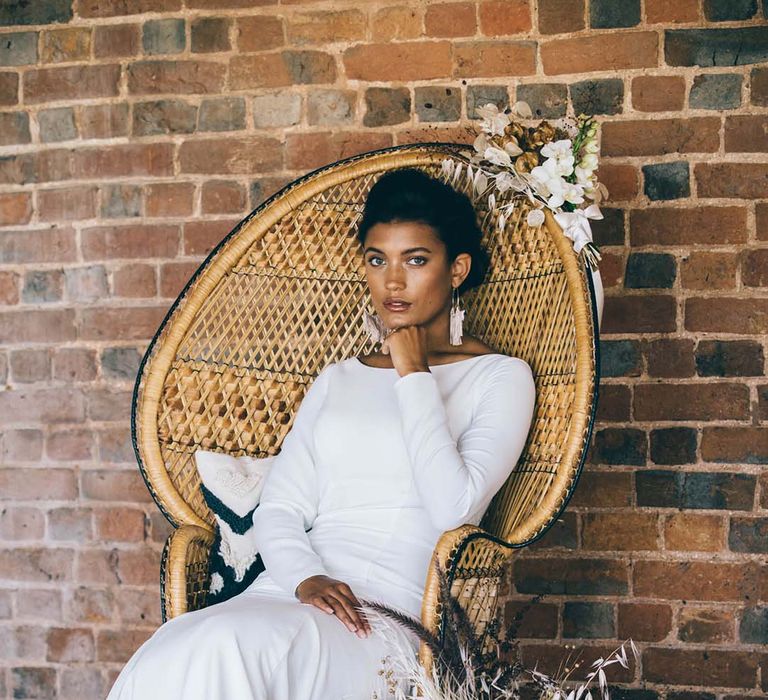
[200,483,257,535]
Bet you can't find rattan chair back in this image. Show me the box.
[132,143,599,551]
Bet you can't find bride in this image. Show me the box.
[107,168,546,699]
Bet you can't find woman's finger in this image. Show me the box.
[309,595,335,615]
[338,584,371,634]
[328,589,368,637]
[326,594,359,634]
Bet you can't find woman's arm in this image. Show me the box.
[251,365,333,598]
[393,357,536,532]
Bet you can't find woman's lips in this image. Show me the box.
[383,302,411,312]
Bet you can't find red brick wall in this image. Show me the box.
[0,1,766,697]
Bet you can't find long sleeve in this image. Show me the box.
[251,365,333,598]
[590,265,604,332]
[393,358,536,532]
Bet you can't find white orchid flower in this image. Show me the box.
[581,152,599,170]
[563,181,586,205]
[541,139,573,159]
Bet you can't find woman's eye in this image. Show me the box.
[409,256,427,265]
[366,256,427,266]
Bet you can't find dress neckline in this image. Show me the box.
[353,353,502,370]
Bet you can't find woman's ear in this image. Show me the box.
[451,252,472,289]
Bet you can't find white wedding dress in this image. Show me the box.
[108,353,537,700]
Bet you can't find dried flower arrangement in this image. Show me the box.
[441,101,607,272]
[359,565,638,700]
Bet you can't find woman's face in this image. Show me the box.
[362,220,470,332]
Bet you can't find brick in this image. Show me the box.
[38,143,174,182]
[583,512,658,550]
[82,223,180,260]
[1,470,76,502]
[666,27,768,67]
[17,590,61,621]
[618,603,671,642]
[646,0,699,22]
[364,87,411,127]
[22,270,64,304]
[594,169,635,205]
[650,427,697,464]
[78,103,130,139]
[128,60,225,95]
[686,297,768,334]
[752,66,768,106]
[25,65,120,104]
[80,306,166,341]
[304,89,353,126]
[563,601,614,638]
[47,429,94,461]
[191,17,231,53]
[644,648,758,688]
[630,207,747,245]
[10,668,57,700]
[48,506,93,542]
[590,0,640,27]
[101,184,142,219]
[632,75,685,112]
[704,0,758,20]
[87,388,131,422]
[0,31,37,66]
[542,32,657,75]
[0,548,73,582]
[725,114,768,153]
[132,99,197,136]
[678,608,733,643]
[98,426,134,462]
[41,27,91,63]
[0,71,19,106]
[201,181,245,214]
[145,182,194,217]
[514,558,629,595]
[530,511,577,550]
[635,383,749,421]
[690,73,742,110]
[10,349,50,383]
[93,23,139,58]
[249,176,290,208]
[602,295,676,334]
[0,507,45,540]
[595,384,631,422]
[371,6,421,41]
[0,0,72,24]
[592,428,646,465]
[466,84,508,119]
[66,586,114,623]
[64,266,108,303]
[600,339,641,377]
[0,271,20,305]
[160,261,198,298]
[287,9,366,44]
[183,218,240,256]
[696,340,764,377]
[454,40,536,78]
[425,2,477,37]
[603,118,719,157]
[180,136,282,174]
[664,513,724,551]
[346,42,443,82]
[38,186,96,221]
[78,0,181,17]
[0,429,44,462]
[230,51,336,89]
[697,162,768,199]
[142,18,185,55]
[517,83,567,119]
[0,191,31,225]
[236,15,284,52]
[570,78,624,116]
[680,251,737,290]
[637,471,756,510]
[95,507,145,542]
[38,107,77,143]
[81,469,152,502]
[538,0,585,34]
[0,111,30,145]
[479,1,530,34]
[635,560,763,602]
[60,668,105,699]
[53,348,97,382]
[502,599,558,638]
[570,471,632,508]
[744,249,768,287]
[97,628,153,663]
[0,152,36,185]
[285,132,392,171]
[115,547,161,585]
[252,90,301,128]
[760,387,768,423]
[0,309,76,344]
[729,517,768,553]
[112,263,157,298]
[625,252,676,288]
[198,96,246,132]
[740,606,768,643]
[413,85,462,125]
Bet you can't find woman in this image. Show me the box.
[107,168,543,700]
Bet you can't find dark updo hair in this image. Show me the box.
[356,168,490,295]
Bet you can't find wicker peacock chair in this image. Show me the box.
[131,142,600,673]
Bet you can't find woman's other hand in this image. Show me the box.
[380,325,430,377]
[294,575,371,638]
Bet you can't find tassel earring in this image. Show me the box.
[449,286,465,346]
[363,307,387,344]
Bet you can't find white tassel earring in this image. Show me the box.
[362,307,387,344]
[449,286,465,346]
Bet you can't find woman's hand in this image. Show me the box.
[381,325,430,377]
[295,575,371,638]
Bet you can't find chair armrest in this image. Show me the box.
[161,524,216,622]
[419,525,514,671]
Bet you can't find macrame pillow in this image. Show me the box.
[193,450,274,605]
